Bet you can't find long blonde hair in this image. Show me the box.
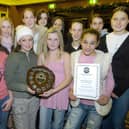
[42,27,64,60]
[0,17,14,38]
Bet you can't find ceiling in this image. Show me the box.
[0,0,128,6]
[0,0,69,6]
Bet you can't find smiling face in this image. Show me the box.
[38,13,48,26]
[47,32,60,51]
[18,35,33,52]
[0,20,12,37]
[81,33,98,56]
[23,10,36,29]
[111,10,129,34]
[70,22,83,41]
[90,17,104,32]
[53,18,63,31]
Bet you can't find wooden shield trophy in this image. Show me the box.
[27,66,55,95]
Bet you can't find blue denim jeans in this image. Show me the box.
[0,96,9,129]
[101,88,129,129]
[39,106,65,129]
[64,103,103,129]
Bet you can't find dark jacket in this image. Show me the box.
[0,44,9,55]
[97,35,129,97]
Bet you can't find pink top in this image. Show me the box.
[0,52,8,99]
[78,54,114,105]
[40,58,70,110]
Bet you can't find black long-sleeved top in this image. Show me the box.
[97,35,129,97]
[64,33,81,54]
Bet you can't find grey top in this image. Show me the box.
[5,50,37,98]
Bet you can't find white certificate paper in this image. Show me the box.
[74,63,100,100]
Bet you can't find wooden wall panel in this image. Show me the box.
[0,0,128,27]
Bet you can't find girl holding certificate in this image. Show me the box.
[64,29,114,129]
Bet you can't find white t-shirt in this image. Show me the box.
[106,32,129,57]
[33,32,39,53]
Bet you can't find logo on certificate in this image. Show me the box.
[83,67,90,73]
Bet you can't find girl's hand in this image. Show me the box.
[2,97,13,112]
[111,92,119,99]
[69,88,77,101]
[27,87,35,94]
[40,89,55,97]
[96,95,110,105]
[69,94,77,101]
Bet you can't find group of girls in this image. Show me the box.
[0,5,129,129]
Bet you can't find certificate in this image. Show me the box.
[73,63,100,100]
